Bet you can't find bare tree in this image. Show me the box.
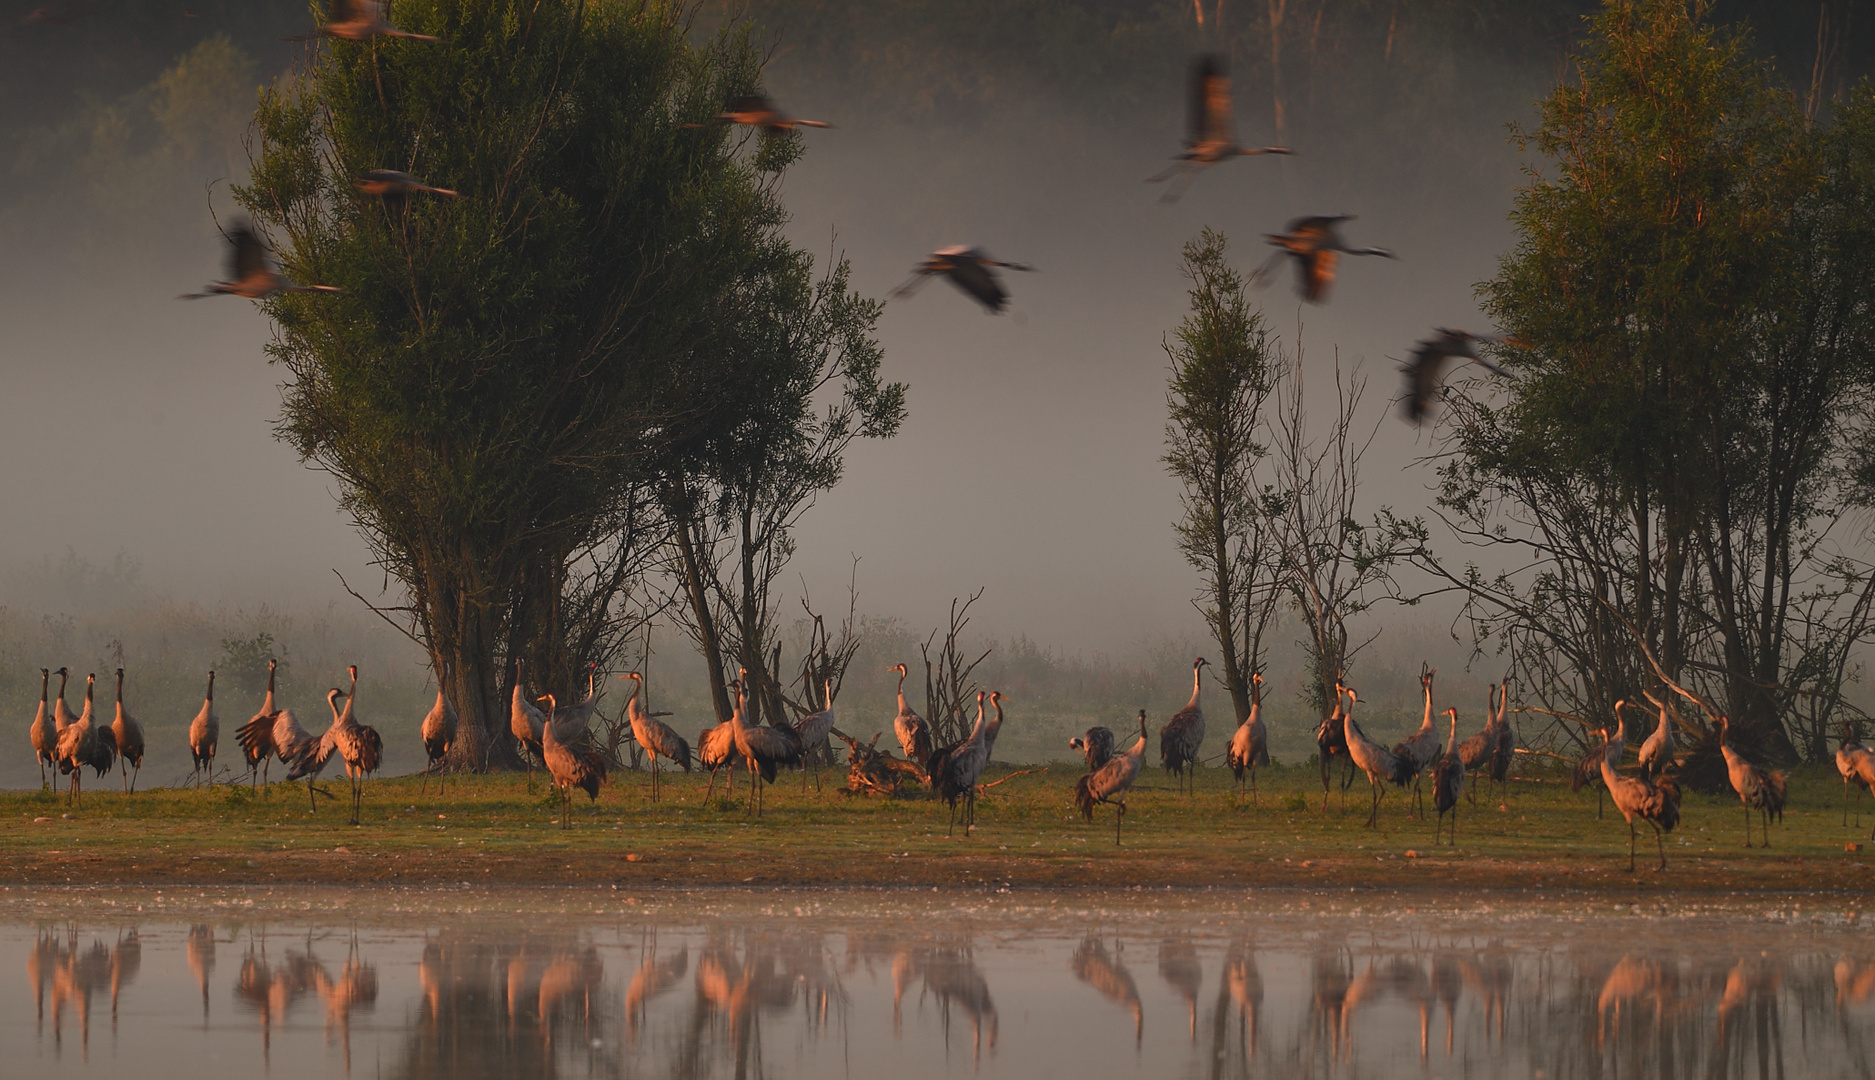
[920,590,993,748]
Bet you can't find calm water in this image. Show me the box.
[5,887,1873,1079]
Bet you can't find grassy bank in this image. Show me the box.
[3,761,1870,893]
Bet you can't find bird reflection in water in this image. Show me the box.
[1071,935,1143,1047]
[186,924,215,1024]
[1159,935,1201,1041]
[29,928,138,1061]
[889,942,998,1062]
[1207,938,1262,1077]
[624,939,688,1044]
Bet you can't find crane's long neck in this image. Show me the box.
[896,671,909,713]
[329,690,344,723]
[1420,678,1434,733]
[40,671,48,702]
[824,678,834,712]
[116,670,125,703]
[57,670,69,701]
[1446,709,1458,750]
[205,672,214,702]
[263,662,277,713]
[1188,663,1203,710]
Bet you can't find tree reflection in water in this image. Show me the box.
[8,905,1875,1079]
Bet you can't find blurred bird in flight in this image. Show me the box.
[1259,215,1394,303]
[1147,55,1291,203]
[178,222,343,301]
[289,0,439,43]
[1400,329,1523,424]
[890,247,1036,314]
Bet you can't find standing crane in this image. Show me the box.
[535,693,607,828]
[1341,686,1414,828]
[420,663,458,794]
[288,0,440,42]
[1836,726,1875,828]
[1597,710,1681,871]
[285,687,354,817]
[619,672,692,801]
[1717,714,1787,848]
[111,668,146,793]
[30,668,54,788]
[724,673,801,815]
[931,692,992,837]
[188,671,218,786]
[1572,710,1622,820]
[1455,685,1498,805]
[889,247,1037,314]
[1069,726,1115,771]
[984,690,1008,758]
[178,221,344,300]
[1488,678,1516,803]
[53,666,77,736]
[791,677,837,792]
[55,673,114,806]
[888,663,932,772]
[553,663,604,734]
[1260,216,1394,303]
[1430,708,1464,845]
[1399,329,1521,425]
[318,665,382,821]
[698,712,740,804]
[1226,671,1270,805]
[1636,692,1677,780]
[1146,54,1291,202]
[233,659,293,791]
[1393,666,1442,818]
[511,657,547,766]
[1160,658,1209,795]
[1076,712,1149,845]
[1315,681,1356,811]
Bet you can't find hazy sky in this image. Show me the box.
[0,17,1541,656]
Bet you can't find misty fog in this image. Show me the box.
[0,1,1862,787]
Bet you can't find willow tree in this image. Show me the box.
[241,0,797,767]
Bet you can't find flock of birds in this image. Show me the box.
[175,2,1519,427]
[22,645,1873,870]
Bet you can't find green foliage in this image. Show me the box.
[1435,0,1875,769]
[1163,228,1278,724]
[219,631,282,698]
[239,0,857,757]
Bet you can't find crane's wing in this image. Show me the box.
[887,270,934,301]
[329,0,366,23]
[1401,337,1454,425]
[1191,54,1231,147]
[229,223,267,282]
[1299,249,1337,303]
[944,261,1010,312]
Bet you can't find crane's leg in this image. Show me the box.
[1626,821,1636,872]
[130,763,139,794]
[1845,779,1851,827]
[1115,799,1126,847]
[1760,807,1771,848]
[703,766,719,806]
[1652,822,1667,872]
[1743,801,1753,848]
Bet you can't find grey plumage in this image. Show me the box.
[1340,687,1414,828]
[1159,658,1209,794]
[1400,328,1517,424]
[890,247,1036,313]
[1069,726,1115,771]
[621,671,692,802]
[1430,708,1465,845]
[1076,713,1149,845]
[1600,713,1681,871]
[1718,714,1786,848]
